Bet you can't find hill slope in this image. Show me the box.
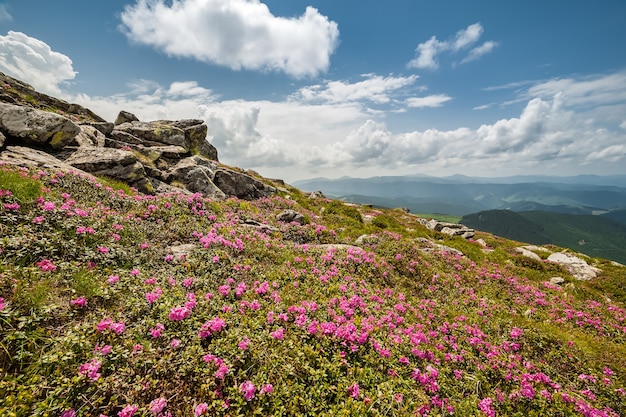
[461,210,626,264]
[1,166,625,416]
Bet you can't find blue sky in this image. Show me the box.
[0,0,625,182]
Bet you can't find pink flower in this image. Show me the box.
[96,318,112,332]
[170,339,181,349]
[32,216,45,224]
[0,297,5,311]
[107,275,119,284]
[41,201,56,211]
[70,296,87,307]
[110,322,125,334]
[510,327,523,339]
[133,344,143,353]
[238,337,251,350]
[218,285,230,297]
[149,397,167,415]
[98,246,109,254]
[36,259,56,272]
[164,254,174,262]
[259,384,274,395]
[347,383,360,399]
[478,397,495,417]
[130,268,141,276]
[117,405,138,417]
[270,328,284,340]
[240,380,256,401]
[150,323,165,338]
[169,306,191,321]
[198,317,226,338]
[78,359,102,381]
[99,345,113,356]
[61,409,76,417]
[214,364,229,379]
[194,403,208,416]
[140,242,150,249]
[3,202,20,211]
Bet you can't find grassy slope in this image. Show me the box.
[1,166,625,417]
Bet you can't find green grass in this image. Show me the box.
[0,168,42,203]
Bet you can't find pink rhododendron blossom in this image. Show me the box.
[169,306,191,321]
[510,327,523,339]
[260,384,274,395]
[110,322,125,334]
[117,405,138,417]
[240,380,256,401]
[149,397,167,415]
[0,297,5,311]
[132,344,143,353]
[32,215,45,224]
[150,323,165,338]
[3,202,20,211]
[36,259,56,272]
[107,275,119,284]
[41,201,56,211]
[194,403,208,416]
[97,318,112,332]
[78,359,102,381]
[238,337,251,350]
[61,409,76,417]
[347,383,360,399]
[270,328,284,340]
[198,317,226,338]
[70,297,87,307]
[214,364,229,379]
[130,268,140,276]
[170,339,181,348]
[478,397,496,417]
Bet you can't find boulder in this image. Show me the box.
[277,209,306,225]
[416,237,464,257]
[0,145,86,173]
[163,119,217,160]
[114,110,139,125]
[547,252,602,281]
[71,125,106,148]
[64,147,152,193]
[0,131,5,148]
[165,156,224,199]
[213,168,276,200]
[515,246,543,261]
[0,103,80,149]
[115,121,189,150]
[549,277,565,285]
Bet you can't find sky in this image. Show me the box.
[0,0,625,182]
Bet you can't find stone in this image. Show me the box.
[72,125,106,147]
[213,168,276,200]
[549,277,565,285]
[416,237,464,257]
[115,110,139,125]
[166,243,197,261]
[115,121,189,150]
[515,247,543,261]
[277,209,306,225]
[547,252,602,281]
[0,145,87,173]
[0,130,4,148]
[308,190,326,199]
[64,147,152,193]
[0,103,80,149]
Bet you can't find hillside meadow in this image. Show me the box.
[1,165,625,416]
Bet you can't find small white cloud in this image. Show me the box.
[406,94,452,108]
[473,103,493,110]
[620,120,626,130]
[119,0,339,78]
[461,40,499,64]
[0,31,76,95]
[0,4,12,22]
[408,23,497,70]
[293,74,419,104]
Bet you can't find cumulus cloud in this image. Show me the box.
[407,23,497,70]
[119,0,339,78]
[0,31,76,95]
[293,74,419,104]
[406,94,452,108]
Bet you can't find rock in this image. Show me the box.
[0,145,87,173]
[165,156,224,199]
[115,121,189,150]
[71,125,106,148]
[515,247,542,261]
[165,243,197,261]
[549,277,565,285]
[149,177,192,195]
[277,209,306,225]
[416,237,464,257]
[355,234,379,245]
[308,190,326,199]
[0,103,80,149]
[64,147,152,193]
[547,252,602,281]
[212,168,276,200]
[0,131,5,148]
[115,110,139,125]
[161,119,217,160]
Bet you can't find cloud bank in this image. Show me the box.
[119,0,339,78]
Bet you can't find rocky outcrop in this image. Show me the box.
[547,252,602,281]
[419,218,475,239]
[0,103,81,149]
[277,209,306,225]
[0,73,276,201]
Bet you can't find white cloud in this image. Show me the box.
[0,31,76,95]
[293,74,419,104]
[119,0,339,78]
[407,23,497,70]
[0,4,12,22]
[406,94,452,108]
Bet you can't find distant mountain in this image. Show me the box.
[460,210,626,264]
[294,175,626,216]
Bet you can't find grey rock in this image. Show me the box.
[0,145,87,173]
[0,103,80,149]
[515,247,543,261]
[277,209,306,225]
[549,277,565,285]
[0,130,5,147]
[115,121,189,150]
[72,125,106,147]
[547,252,602,281]
[64,147,152,193]
[213,168,276,200]
[115,110,139,125]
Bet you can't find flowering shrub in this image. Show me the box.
[0,166,624,416]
